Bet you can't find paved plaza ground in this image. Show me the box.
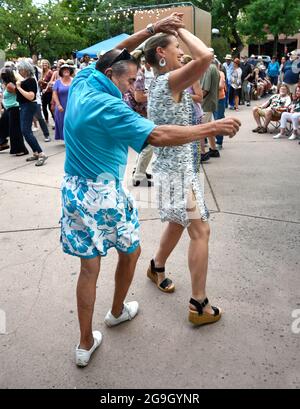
[0,103,299,389]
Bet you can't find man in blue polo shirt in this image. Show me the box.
[282,50,300,95]
[61,14,241,367]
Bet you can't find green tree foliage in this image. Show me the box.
[0,0,84,59]
[209,0,251,53]
[238,0,300,55]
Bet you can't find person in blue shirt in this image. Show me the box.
[222,54,234,108]
[282,51,300,95]
[267,56,280,86]
[61,13,241,367]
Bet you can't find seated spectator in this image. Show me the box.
[252,84,291,133]
[273,86,300,140]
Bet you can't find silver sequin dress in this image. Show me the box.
[148,72,209,227]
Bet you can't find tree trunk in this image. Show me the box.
[273,34,278,57]
[231,26,244,55]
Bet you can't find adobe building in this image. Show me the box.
[242,33,300,57]
[134,5,211,53]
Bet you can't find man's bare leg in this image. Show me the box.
[111,246,141,317]
[77,256,101,350]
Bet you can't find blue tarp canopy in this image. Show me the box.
[76,33,130,58]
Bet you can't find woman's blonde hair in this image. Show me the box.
[41,59,51,70]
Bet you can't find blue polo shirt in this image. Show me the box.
[64,64,155,183]
[283,60,300,85]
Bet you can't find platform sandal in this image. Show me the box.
[147,259,175,293]
[188,297,222,326]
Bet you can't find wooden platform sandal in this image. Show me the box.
[147,259,175,293]
[188,297,222,326]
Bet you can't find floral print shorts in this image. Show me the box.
[60,175,140,258]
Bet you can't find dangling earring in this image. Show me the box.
[159,58,166,67]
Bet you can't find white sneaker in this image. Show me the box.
[75,330,102,367]
[273,133,283,139]
[288,134,297,140]
[44,137,51,142]
[104,301,139,327]
[32,126,39,132]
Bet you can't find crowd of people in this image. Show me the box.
[0,56,77,163]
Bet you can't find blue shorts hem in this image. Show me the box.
[62,248,102,259]
[115,241,140,255]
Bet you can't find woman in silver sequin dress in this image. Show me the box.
[144,28,222,325]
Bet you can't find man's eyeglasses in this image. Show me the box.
[108,48,133,68]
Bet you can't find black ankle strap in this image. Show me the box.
[151,259,165,273]
[189,298,209,315]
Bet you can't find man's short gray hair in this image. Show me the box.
[17,60,35,77]
[111,60,136,77]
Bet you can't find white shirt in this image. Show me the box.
[144,67,154,91]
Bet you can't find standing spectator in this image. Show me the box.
[277,56,287,91]
[229,58,242,111]
[129,57,154,187]
[282,51,300,95]
[213,61,227,149]
[267,56,280,87]
[80,54,90,69]
[240,55,252,106]
[48,59,65,118]
[39,59,54,124]
[16,60,47,165]
[33,73,51,142]
[183,54,204,168]
[248,54,257,67]
[52,64,74,140]
[201,53,220,157]
[223,54,234,108]
[0,68,28,155]
[143,61,154,91]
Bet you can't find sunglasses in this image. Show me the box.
[108,48,133,68]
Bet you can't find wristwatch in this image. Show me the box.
[146,23,155,35]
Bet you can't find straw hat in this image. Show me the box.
[224,54,232,60]
[59,64,74,77]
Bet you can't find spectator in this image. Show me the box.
[240,55,252,106]
[267,56,280,87]
[80,54,90,69]
[282,51,300,95]
[16,60,48,166]
[273,86,300,140]
[252,84,291,133]
[248,54,257,67]
[223,54,234,108]
[213,60,227,149]
[52,64,74,140]
[229,58,242,111]
[39,59,54,124]
[201,51,221,158]
[0,68,28,155]
[183,54,204,167]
